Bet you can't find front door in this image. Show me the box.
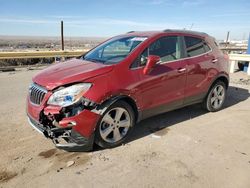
[135,35,188,119]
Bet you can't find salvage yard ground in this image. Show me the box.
[0,67,250,188]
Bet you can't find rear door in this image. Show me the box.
[183,36,215,105]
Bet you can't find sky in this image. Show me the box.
[0,0,250,40]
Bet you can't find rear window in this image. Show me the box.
[184,36,211,57]
[203,43,211,53]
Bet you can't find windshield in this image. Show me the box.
[83,36,147,64]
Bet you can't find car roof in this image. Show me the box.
[124,29,209,38]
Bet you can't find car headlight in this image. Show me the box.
[47,83,92,107]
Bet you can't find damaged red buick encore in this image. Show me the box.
[27,30,229,151]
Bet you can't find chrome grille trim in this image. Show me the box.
[29,83,47,105]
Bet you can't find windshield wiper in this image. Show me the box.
[84,58,104,64]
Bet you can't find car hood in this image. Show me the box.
[33,58,113,90]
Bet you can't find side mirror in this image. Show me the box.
[143,55,160,75]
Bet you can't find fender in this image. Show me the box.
[206,72,229,94]
[91,95,142,122]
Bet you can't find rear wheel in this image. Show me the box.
[203,81,226,112]
[95,101,135,148]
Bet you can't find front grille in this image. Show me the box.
[29,83,47,105]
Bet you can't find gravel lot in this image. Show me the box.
[0,68,250,188]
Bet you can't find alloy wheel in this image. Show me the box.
[99,107,131,143]
[210,85,225,109]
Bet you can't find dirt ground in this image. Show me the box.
[0,68,250,188]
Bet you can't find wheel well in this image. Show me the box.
[119,96,139,122]
[205,76,229,98]
[215,76,229,89]
[97,95,139,122]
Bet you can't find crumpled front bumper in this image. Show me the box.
[26,90,101,151]
[27,114,96,151]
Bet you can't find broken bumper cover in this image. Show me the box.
[27,114,95,151]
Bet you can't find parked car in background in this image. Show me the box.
[27,29,229,151]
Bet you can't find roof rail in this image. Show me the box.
[127,31,135,33]
[163,29,172,32]
[163,29,208,36]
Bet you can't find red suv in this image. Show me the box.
[27,30,229,151]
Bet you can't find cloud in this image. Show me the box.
[132,0,172,6]
[211,12,250,18]
[47,15,86,19]
[148,0,167,5]
[0,18,56,24]
[66,19,152,27]
[182,0,204,6]
[66,18,179,30]
[0,17,178,29]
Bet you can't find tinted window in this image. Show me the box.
[149,36,182,62]
[131,36,182,68]
[184,36,210,57]
[139,48,149,66]
[203,43,211,52]
[130,48,148,68]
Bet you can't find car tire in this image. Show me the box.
[202,81,226,112]
[238,62,244,71]
[95,101,135,148]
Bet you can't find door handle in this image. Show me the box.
[212,59,218,63]
[177,68,186,73]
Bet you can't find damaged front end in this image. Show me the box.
[27,93,101,151]
[28,115,93,151]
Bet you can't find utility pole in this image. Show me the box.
[226,31,230,47]
[61,20,64,51]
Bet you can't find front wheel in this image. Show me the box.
[203,81,227,112]
[95,101,135,148]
